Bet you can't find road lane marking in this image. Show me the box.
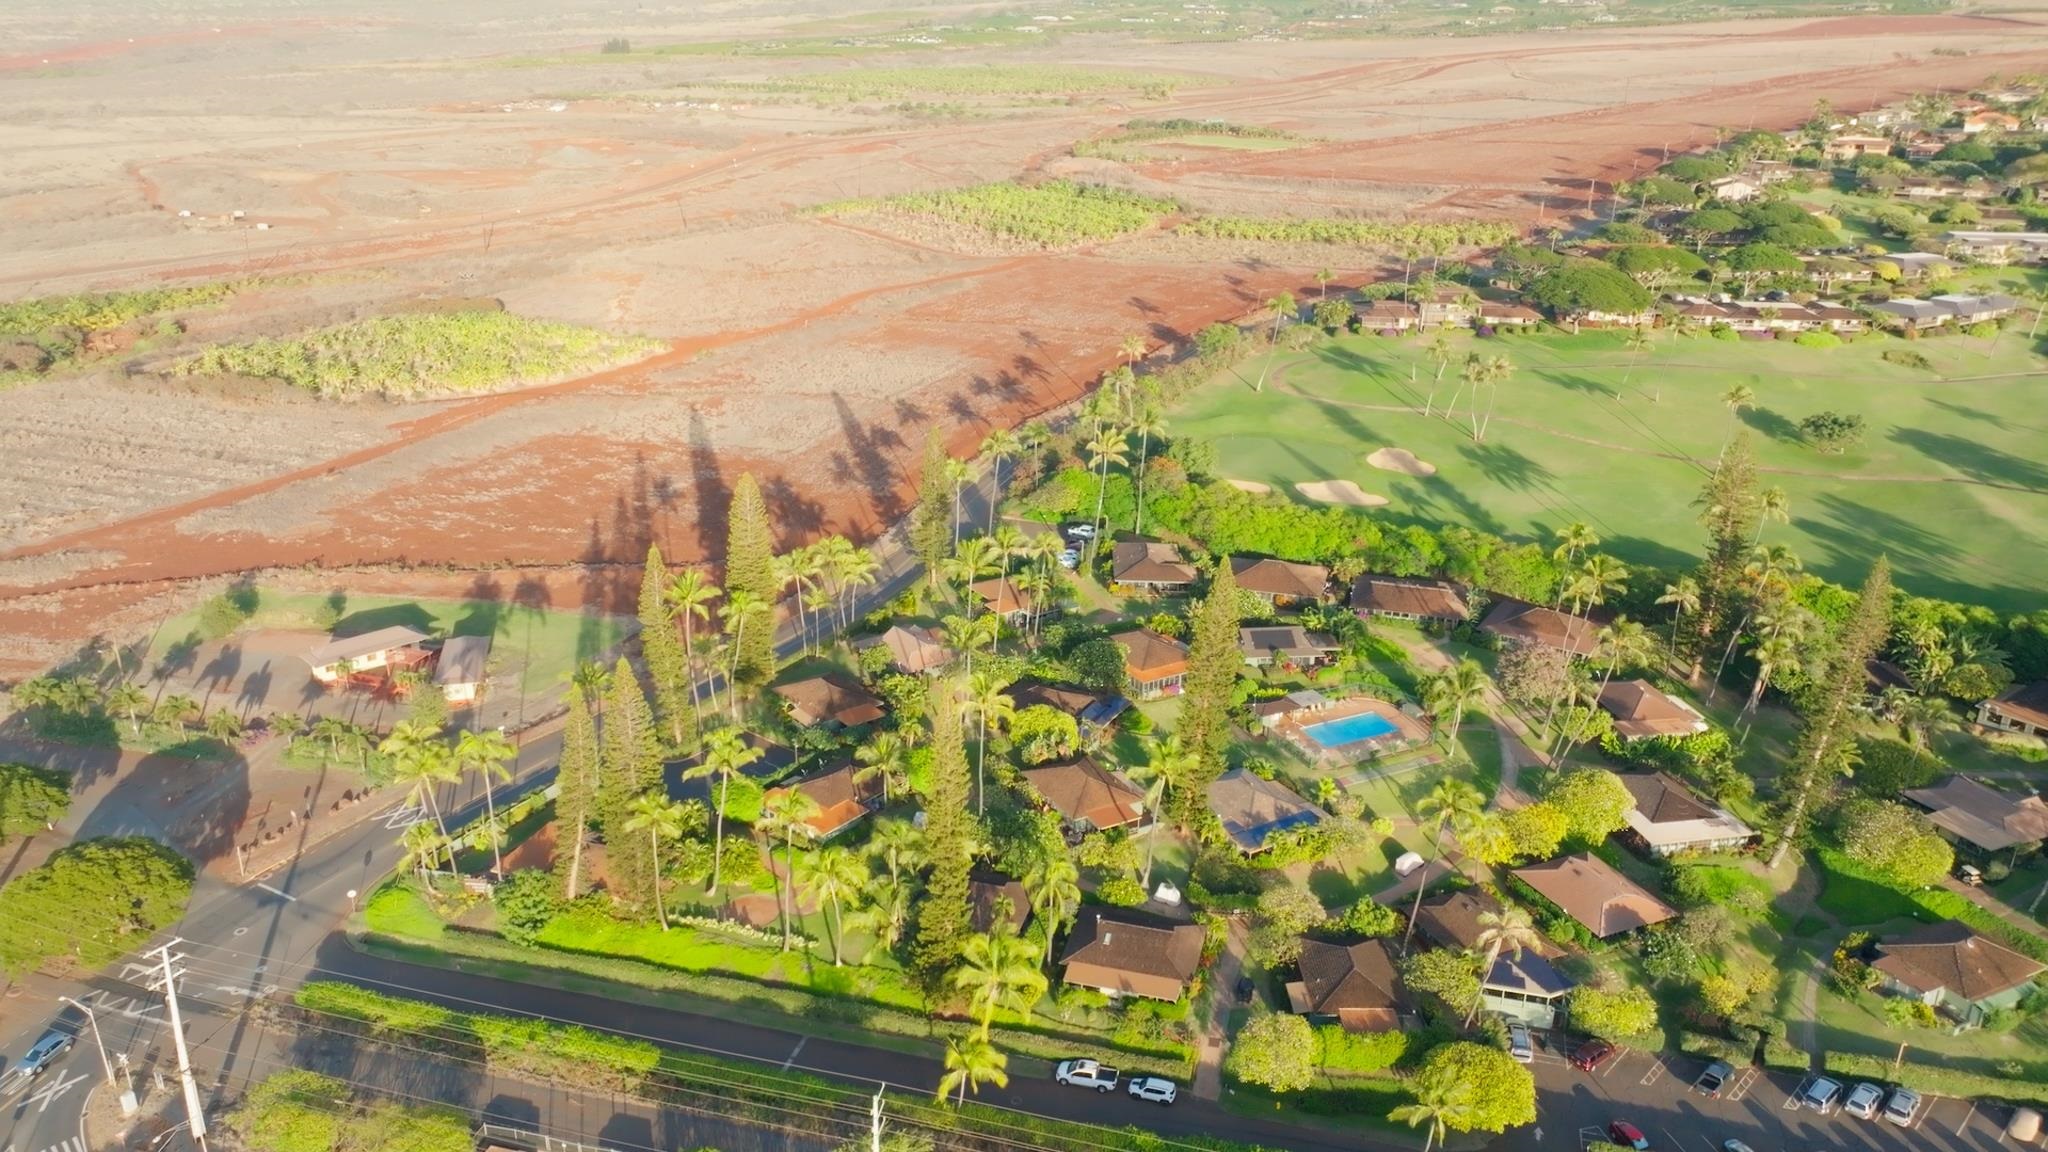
[25,1071,87,1114]
[255,882,296,902]
[1954,1098,1975,1135]
[780,1036,807,1070]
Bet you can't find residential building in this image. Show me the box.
[1902,775,2048,857]
[858,624,951,675]
[969,577,1036,624]
[1286,939,1409,1031]
[1358,299,1419,332]
[1059,906,1205,1001]
[1710,176,1761,202]
[1871,921,2046,1027]
[1962,110,2022,134]
[1207,768,1321,854]
[1009,679,1130,732]
[305,626,433,684]
[1884,252,1956,280]
[1824,133,1894,161]
[1980,682,2048,738]
[1870,293,2019,330]
[1238,625,1340,668]
[434,634,491,706]
[1941,231,2048,265]
[1110,540,1198,593]
[969,871,1032,935]
[1477,301,1542,328]
[1480,598,1604,656]
[1512,853,1678,938]
[1229,556,1330,605]
[1350,575,1469,623]
[664,733,792,806]
[1023,755,1147,832]
[1619,772,1755,857]
[1417,288,1477,328]
[1252,689,1332,728]
[1598,680,1709,741]
[773,674,886,729]
[764,761,882,839]
[1414,888,1575,1028]
[1113,628,1191,697]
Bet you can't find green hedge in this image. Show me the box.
[1761,1036,1810,1074]
[1821,1050,2048,1105]
[296,981,458,1036]
[1316,1026,1408,1074]
[1676,1030,1754,1064]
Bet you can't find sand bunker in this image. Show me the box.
[1228,478,1272,494]
[1366,448,1437,477]
[1296,480,1388,507]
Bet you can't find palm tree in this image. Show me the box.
[1618,324,1655,398]
[834,546,881,632]
[1656,576,1701,658]
[1440,351,1484,425]
[795,844,867,965]
[1707,545,1802,702]
[944,457,976,553]
[1423,327,1457,417]
[623,793,691,930]
[936,1035,1008,1107]
[1752,485,1790,546]
[1390,1079,1474,1152]
[1253,292,1296,392]
[1083,427,1130,548]
[1553,520,1599,569]
[204,709,244,742]
[1594,618,1654,699]
[105,683,151,736]
[308,716,354,762]
[452,728,518,875]
[760,786,821,951]
[773,546,823,653]
[719,589,769,716]
[381,722,459,870]
[1013,569,1053,644]
[1119,332,1147,368]
[1407,779,1486,942]
[1420,658,1488,748]
[947,536,1005,612]
[1718,383,1755,462]
[1314,266,1333,301]
[847,884,912,963]
[1028,855,1082,966]
[953,929,1049,1034]
[867,815,925,890]
[1143,733,1195,832]
[571,661,612,714]
[1894,693,1958,749]
[854,731,912,803]
[665,568,720,722]
[688,727,765,897]
[1467,906,1542,1025]
[400,821,442,881]
[1740,630,1803,723]
[1126,405,1168,533]
[1471,354,1513,442]
[965,670,1015,815]
[979,427,1025,535]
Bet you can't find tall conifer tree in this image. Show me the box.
[601,656,664,907]
[1689,433,1761,674]
[913,676,975,977]
[638,544,697,752]
[1768,557,1892,867]
[725,474,778,686]
[1174,561,1242,827]
[557,684,600,900]
[911,428,954,588]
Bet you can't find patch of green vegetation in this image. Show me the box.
[363,882,447,940]
[822,180,1177,247]
[1075,117,1300,161]
[722,64,1187,100]
[1181,217,1519,248]
[0,282,243,385]
[172,312,662,400]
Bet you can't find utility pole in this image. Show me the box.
[145,940,208,1150]
[869,1086,885,1152]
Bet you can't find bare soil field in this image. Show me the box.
[2,0,2046,676]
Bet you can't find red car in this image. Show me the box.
[1608,1121,1650,1150]
[1570,1038,1617,1072]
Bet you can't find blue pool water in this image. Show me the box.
[1303,711,1400,748]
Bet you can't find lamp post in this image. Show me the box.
[57,995,116,1086]
[346,889,359,914]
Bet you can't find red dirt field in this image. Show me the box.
[3,7,2046,677]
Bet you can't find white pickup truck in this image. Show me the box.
[1054,1059,1120,1092]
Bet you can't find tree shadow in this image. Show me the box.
[1890,427,2048,492]
[236,660,274,720]
[455,573,509,638]
[1538,370,1617,399]
[1457,441,1555,494]
[73,745,251,866]
[763,475,827,545]
[333,603,437,637]
[155,631,202,684]
[688,406,731,565]
[598,1112,655,1151]
[1738,405,1801,444]
[831,391,908,527]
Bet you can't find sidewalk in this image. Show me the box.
[1385,630,1545,808]
[1940,873,2046,934]
[1192,918,1249,1101]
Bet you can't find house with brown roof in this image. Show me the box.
[1512,853,1677,938]
[1902,775,2048,857]
[1252,689,1331,728]
[434,635,491,706]
[1111,540,1197,592]
[1230,556,1330,606]
[969,871,1032,935]
[1350,576,1469,623]
[1619,772,1754,857]
[1238,625,1340,668]
[858,624,951,675]
[1480,599,1604,656]
[773,673,886,729]
[1824,133,1893,161]
[1979,682,2048,739]
[1023,756,1147,832]
[1358,299,1419,332]
[764,761,882,840]
[1286,939,1409,1032]
[306,626,433,684]
[1113,628,1190,697]
[969,577,1036,624]
[1478,301,1543,328]
[1208,768,1321,854]
[1059,906,1205,1001]
[1871,921,2046,1026]
[1414,889,1575,1028]
[1009,680,1130,732]
[1598,680,1709,741]
[1417,287,1477,328]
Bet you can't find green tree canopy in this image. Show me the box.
[1544,767,1633,845]
[1836,797,1953,890]
[1225,1012,1317,1093]
[1725,242,1803,275]
[1606,245,1707,283]
[0,836,194,975]
[1408,1042,1537,1134]
[1527,262,1653,318]
[1570,984,1658,1040]
[0,762,70,842]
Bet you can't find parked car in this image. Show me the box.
[1607,1120,1650,1150]
[1126,1076,1177,1105]
[1694,1060,1734,1098]
[1843,1082,1885,1119]
[1799,1076,1842,1112]
[1884,1087,1922,1127]
[1570,1038,1617,1072]
[1057,548,1080,570]
[1064,524,1097,541]
[1507,1023,1534,1064]
[1234,976,1255,1005]
[4,1028,74,1088]
[1054,1059,1119,1092]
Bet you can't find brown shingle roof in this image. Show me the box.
[1987,682,2048,731]
[1023,756,1146,829]
[1512,853,1677,938]
[434,635,491,686]
[970,577,1036,616]
[1293,938,1407,1018]
[1871,921,2046,1003]
[970,871,1032,934]
[1350,576,1469,620]
[1902,776,2048,852]
[1112,540,1197,586]
[773,673,886,728]
[1360,299,1419,321]
[1010,680,1104,718]
[766,761,880,838]
[1113,629,1189,681]
[1238,626,1340,662]
[1481,599,1605,656]
[1415,889,1562,958]
[860,624,951,674]
[307,625,431,669]
[1620,772,1720,825]
[1230,556,1330,600]
[1207,768,1320,853]
[1060,907,1205,1001]
[1598,681,1707,739]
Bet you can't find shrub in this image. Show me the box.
[492,868,561,946]
[1883,348,1933,370]
[1797,410,1866,454]
[1793,330,1842,348]
[1316,1025,1407,1074]
[823,181,1177,247]
[1096,876,1147,906]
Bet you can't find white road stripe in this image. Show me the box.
[255,882,297,902]
[780,1036,808,1070]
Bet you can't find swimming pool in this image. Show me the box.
[1302,710,1400,748]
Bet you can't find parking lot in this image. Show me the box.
[1513,1039,2026,1152]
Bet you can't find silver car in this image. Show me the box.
[1799,1076,1842,1113]
[1126,1075,1177,1105]
[6,1028,74,1087]
[1884,1087,1922,1127]
[1843,1082,1884,1119]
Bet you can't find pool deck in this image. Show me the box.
[1279,697,1430,765]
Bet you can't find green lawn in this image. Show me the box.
[1172,323,2048,609]
[1815,974,2048,1078]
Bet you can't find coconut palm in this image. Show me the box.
[1143,732,1196,832]
[979,427,1025,534]
[1472,353,1514,442]
[760,786,821,952]
[1752,485,1790,546]
[867,815,925,890]
[829,543,881,633]
[1407,778,1486,943]
[1083,427,1130,549]
[964,670,1016,815]
[399,820,442,881]
[854,730,912,803]
[1656,576,1701,658]
[1119,332,1147,368]
[623,793,692,930]
[936,1035,1008,1107]
[1028,854,1083,966]
[1126,404,1168,533]
[106,683,151,736]
[571,661,613,714]
[795,844,868,965]
[1423,327,1457,416]
[1894,693,1959,750]
[1707,545,1803,703]
[664,568,720,722]
[1594,618,1655,697]
[687,727,765,898]
[381,722,460,870]
[205,709,244,742]
[1552,521,1600,571]
[1390,1078,1474,1152]
[1718,383,1756,462]
[773,545,824,653]
[1618,324,1655,398]
[1467,906,1543,1025]
[1013,569,1054,644]
[1420,658,1488,749]
[719,589,769,715]
[944,457,976,552]
[1252,292,1296,393]
[452,727,518,875]
[946,536,1005,613]
[953,929,1048,1035]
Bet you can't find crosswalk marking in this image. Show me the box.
[26,1071,88,1114]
